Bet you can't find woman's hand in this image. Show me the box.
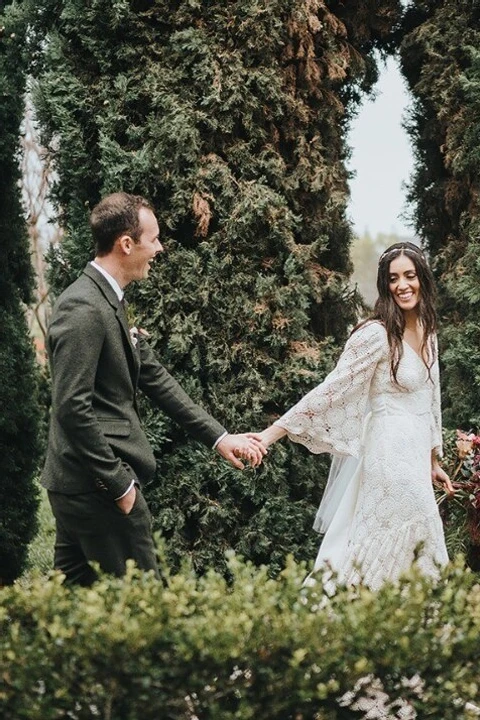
[230,426,287,466]
[432,460,455,496]
[246,425,287,450]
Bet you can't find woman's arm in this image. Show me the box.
[270,321,388,457]
[242,425,286,459]
[258,425,287,449]
[245,322,387,460]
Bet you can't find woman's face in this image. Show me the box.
[388,254,421,313]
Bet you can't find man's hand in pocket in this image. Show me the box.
[116,485,136,515]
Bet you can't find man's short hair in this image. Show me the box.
[90,192,154,256]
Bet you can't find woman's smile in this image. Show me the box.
[388,255,420,312]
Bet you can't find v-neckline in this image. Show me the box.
[402,339,427,364]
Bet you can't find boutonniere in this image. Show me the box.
[129,326,151,348]
[125,303,150,348]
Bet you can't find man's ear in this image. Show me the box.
[117,234,133,255]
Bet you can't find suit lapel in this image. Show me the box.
[82,264,140,383]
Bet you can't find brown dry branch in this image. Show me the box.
[272,314,291,330]
[253,302,268,315]
[261,257,275,270]
[289,340,321,361]
[192,191,213,237]
[20,95,62,363]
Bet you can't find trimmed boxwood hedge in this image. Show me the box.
[1,550,480,719]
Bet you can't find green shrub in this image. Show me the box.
[0,1,42,583]
[2,551,480,719]
[400,1,480,428]
[21,0,402,576]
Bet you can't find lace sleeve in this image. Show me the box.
[430,351,443,457]
[274,321,388,457]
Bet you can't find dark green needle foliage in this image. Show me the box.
[0,2,42,582]
[25,0,401,574]
[401,0,480,429]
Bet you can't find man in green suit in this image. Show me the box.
[42,192,265,585]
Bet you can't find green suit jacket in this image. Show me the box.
[41,263,226,500]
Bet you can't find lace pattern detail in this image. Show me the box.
[339,513,447,591]
[274,321,388,456]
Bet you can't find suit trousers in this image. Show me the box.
[48,485,160,586]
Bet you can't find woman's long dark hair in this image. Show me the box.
[359,242,437,385]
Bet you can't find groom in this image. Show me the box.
[41,192,265,585]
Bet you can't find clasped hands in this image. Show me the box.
[216,426,286,470]
[216,432,268,470]
[117,431,267,516]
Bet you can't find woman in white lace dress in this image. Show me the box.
[256,242,454,590]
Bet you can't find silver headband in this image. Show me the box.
[379,245,425,264]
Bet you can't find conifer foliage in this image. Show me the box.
[400,0,480,429]
[0,3,42,582]
[27,0,401,574]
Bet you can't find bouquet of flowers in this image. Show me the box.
[437,430,480,555]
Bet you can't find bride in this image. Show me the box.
[255,242,454,590]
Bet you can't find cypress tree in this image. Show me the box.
[0,2,42,582]
[400,0,480,429]
[28,0,401,574]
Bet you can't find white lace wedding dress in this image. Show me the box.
[274,320,449,590]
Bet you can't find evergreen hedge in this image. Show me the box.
[1,553,480,719]
[0,2,42,582]
[400,0,480,429]
[24,0,401,575]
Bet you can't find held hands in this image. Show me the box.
[216,433,267,469]
[216,426,287,469]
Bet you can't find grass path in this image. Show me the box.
[25,483,55,579]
